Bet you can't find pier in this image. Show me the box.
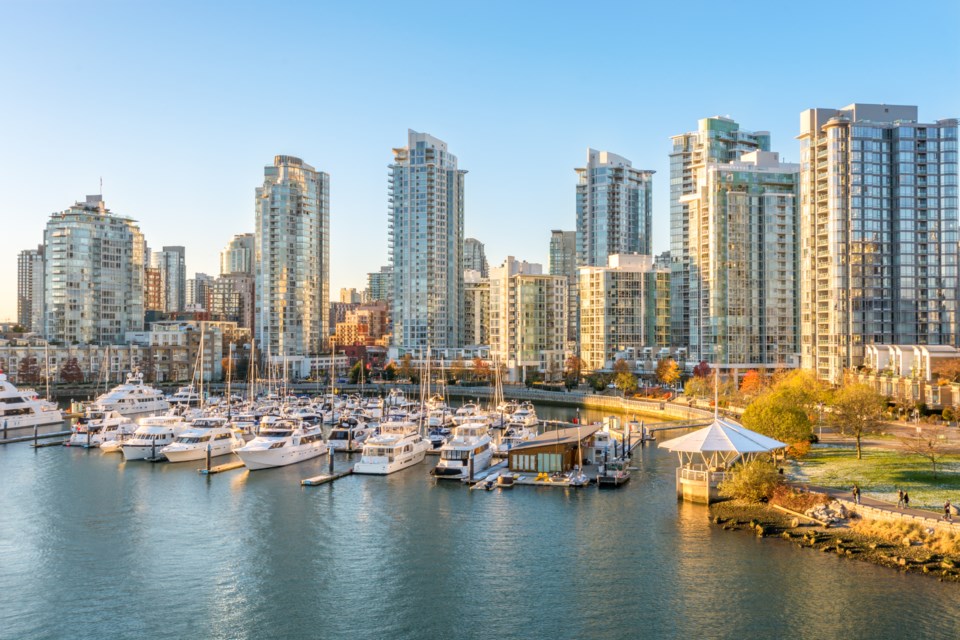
[0,429,72,446]
[302,469,353,486]
[198,460,245,475]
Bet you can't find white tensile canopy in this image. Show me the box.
[658,417,787,469]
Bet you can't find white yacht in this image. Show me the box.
[97,418,140,452]
[160,417,245,463]
[167,386,201,408]
[353,421,429,475]
[427,406,455,429]
[453,402,480,424]
[327,415,376,451]
[497,424,538,453]
[431,423,495,480]
[92,371,170,418]
[121,416,190,461]
[235,420,328,470]
[66,409,129,448]
[0,372,63,430]
[508,403,538,428]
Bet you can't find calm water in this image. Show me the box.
[2,404,959,640]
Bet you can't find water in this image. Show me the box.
[2,405,959,640]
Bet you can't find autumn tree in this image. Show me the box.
[830,382,886,460]
[17,356,40,385]
[615,371,638,396]
[612,359,631,374]
[449,357,467,383]
[933,358,960,383]
[741,389,812,445]
[564,355,584,389]
[739,369,766,399]
[472,357,491,382]
[684,376,712,400]
[383,361,397,381]
[655,358,681,386]
[692,360,712,378]
[398,354,416,382]
[899,423,949,479]
[59,357,85,384]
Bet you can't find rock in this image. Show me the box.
[713,516,726,525]
[898,557,908,566]
[902,537,913,547]
[790,518,800,528]
[868,543,878,550]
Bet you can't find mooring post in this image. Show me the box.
[328,446,334,474]
[34,423,38,447]
[206,443,212,472]
[87,429,91,449]
[151,438,156,461]
[469,451,475,482]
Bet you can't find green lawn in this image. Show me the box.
[788,446,960,511]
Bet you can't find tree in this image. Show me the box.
[741,389,813,444]
[383,361,397,381]
[739,370,766,399]
[692,360,711,378]
[771,369,831,423]
[586,372,610,392]
[933,358,960,383]
[472,357,491,382]
[719,458,783,502]
[655,358,681,386]
[17,356,40,385]
[349,360,364,384]
[398,354,415,382]
[615,371,638,396]
[564,355,584,388]
[450,357,467,383]
[59,357,85,384]
[899,423,949,479]
[613,359,631,375]
[684,376,712,400]
[830,383,886,460]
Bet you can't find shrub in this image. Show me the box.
[718,459,783,503]
[786,441,811,459]
[770,485,829,512]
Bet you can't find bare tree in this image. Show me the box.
[831,383,886,460]
[899,423,949,480]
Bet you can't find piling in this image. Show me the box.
[86,429,91,449]
[206,444,212,473]
[469,452,475,482]
[328,447,334,474]
[34,424,38,447]
[3,419,7,441]
[151,438,156,461]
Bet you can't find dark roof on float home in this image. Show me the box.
[509,424,603,451]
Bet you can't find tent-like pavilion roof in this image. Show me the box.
[658,417,786,455]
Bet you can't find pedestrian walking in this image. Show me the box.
[897,489,905,508]
[852,483,861,505]
[945,501,953,522]
[903,491,910,509]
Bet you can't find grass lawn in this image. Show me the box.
[788,446,960,511]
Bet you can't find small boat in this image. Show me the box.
[597,459,630,488]
[568,469,590,487]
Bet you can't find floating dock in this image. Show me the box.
[198,461,245,475]
[32,439,70,448]
[1,430,72,446]
[301,469,353,486]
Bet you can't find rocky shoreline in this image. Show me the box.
[710,500,960,583]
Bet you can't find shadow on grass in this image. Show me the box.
[889,470,960,487]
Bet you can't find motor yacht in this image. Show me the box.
[66,409,129,448]
[497,424,538,453]
[235,420,328,470]
[327,415,376,451]
[92,371,170,418]
[453,402,480,425]
[431,423,494,480]
[167,386,202,408]
[161,416,245,463]
[508,402,538,428]
[353,421,428,475]
[0,371,63,430]
[121,416,190,461]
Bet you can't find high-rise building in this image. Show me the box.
[670,117,771,355]
[144,266,164,312]
[575,149,654,267]
[549,229,578,348]
[17,246,44,333]
[463,269,490,346]
[43,195,145,344]
[255,155,330,357]
[578,254,658,371]
[653,251,672,351]
[366,266,392,303]
[220,233,255,276]
[389,130,465,352]
[681,150,800,367]
[186,273,214,311]
[463,237,489,277]
[339,288,362,304]
[209,273,255,330]
[799,104,959,382]
[489,257,566,382]
[150,246,186,312]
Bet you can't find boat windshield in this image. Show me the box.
[260,431,292,438]
[440,450,469,461]
[175,435,211,444]
[329,431,352,440]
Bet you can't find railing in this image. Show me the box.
[679,466,729,484]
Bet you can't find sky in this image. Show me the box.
[2,0,958,321]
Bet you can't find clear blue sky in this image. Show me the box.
[2,0,958,321]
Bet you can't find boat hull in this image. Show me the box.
[236,443,328,470]
[162,441,237,463]
[353,448,427,475]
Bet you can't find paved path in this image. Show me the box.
[802,483,960,528]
